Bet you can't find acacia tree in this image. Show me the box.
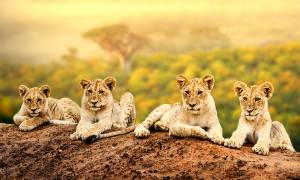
[83,24,147,73]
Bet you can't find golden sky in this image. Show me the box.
[2,0,299,21]
[0,0,299,62]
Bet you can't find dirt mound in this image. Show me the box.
[0,123,299,179]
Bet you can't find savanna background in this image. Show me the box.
[0,0,299,150]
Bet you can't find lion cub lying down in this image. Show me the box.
[224,81,295,155]
[134,74,224,145]
[70,76,136,144]
[13,85,80,131]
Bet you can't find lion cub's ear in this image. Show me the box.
[18,85,29,97]
[104,76,117,91]
[202,74,214,90]
[80,79,91,89]
[234,81,247,97]
[40,85,51,97]
[176,75,188,89]
[260,82,274,99]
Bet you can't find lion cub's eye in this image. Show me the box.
[26,99,31,103]
[185,90,190,96]
[255,97,261,102]
[197,91,203,96]
[99,90,104,94]
[37,98,42,102]
[242,97,248,101]
[88,90,93,94]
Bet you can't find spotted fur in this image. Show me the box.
[134,74,224,145]
[224,81,295,155]
[70,76,136,143]
[13,85,80,131]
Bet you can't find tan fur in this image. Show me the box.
[224,81,295,155]
[13,85,80,131]
[70,76,136,143]
[134,74,224,145]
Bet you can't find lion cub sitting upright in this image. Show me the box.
[224,81,295,155]
[70,76,136,144]
[134,74,224,145]
[13,85,80,131]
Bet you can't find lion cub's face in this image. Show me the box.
[80,76,116,112]
[234,81,274,121]
[18,85,50,117]
[176,74,214,114]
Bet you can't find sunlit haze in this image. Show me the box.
[1,0,300,62]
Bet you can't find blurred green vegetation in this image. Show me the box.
[0,42,299,150]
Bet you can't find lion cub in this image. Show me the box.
[224,81,295,155]
[70,76,136,143]
[134,75,224,145]
[13,85,80,131]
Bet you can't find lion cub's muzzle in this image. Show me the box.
[28,108,41,117]
[186,103,201,112]
[244,109,260,120]
[88,101,104,111]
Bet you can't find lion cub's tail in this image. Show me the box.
[98,125,136,139]
[84,126,136,144]
[49,119,77,125]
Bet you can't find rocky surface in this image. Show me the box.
[0,123,299,179]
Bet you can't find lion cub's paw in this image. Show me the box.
[19,123,35,132]
[280,143,295,152]
[70,132,82,140]
[134,125,150,138]
[224,138,242,149]
[210,135,224,145]
[193,127,208,139]
[252,144,269,155]
[154,121,169,131]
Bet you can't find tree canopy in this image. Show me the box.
[0,42,299,150]
[83,24,147,72]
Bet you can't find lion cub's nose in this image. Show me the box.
[247,109,254,113]
[189,103,196,107]
[91,100,98,105]
[31,108,37,111]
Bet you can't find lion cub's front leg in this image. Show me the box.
[252,140,270,156]
[224,122,250,149]
[81,121,112,139]
[70,111,94,140]
[134,104,171,138]
[79,114,113,143]
[13,114,28,126]
[19,117,49,131]
[208,125,224,145]
[169,121,208,139]
[70,120,92,140]
[252,123,272,155]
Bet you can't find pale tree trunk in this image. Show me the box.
[118,55,131,73]
[124,57,131,73]
[118,55,125,71]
